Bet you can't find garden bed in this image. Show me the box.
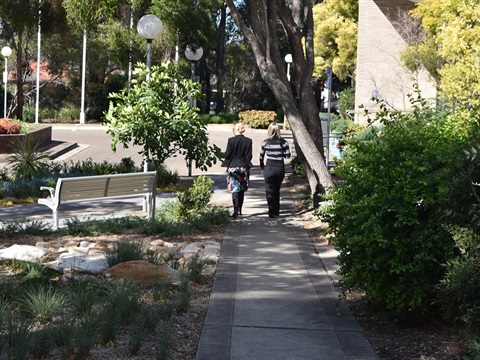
[0,126,52,154]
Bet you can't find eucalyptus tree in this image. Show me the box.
[226,0,334,198]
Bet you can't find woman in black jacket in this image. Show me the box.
[222,122,253,218]
[259,123,291,218]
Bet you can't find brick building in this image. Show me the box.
[354,0,435,123]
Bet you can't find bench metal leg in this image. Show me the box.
[53,210,59,230]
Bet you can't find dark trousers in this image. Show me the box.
[232,191,245,214]
[263,165,285,216]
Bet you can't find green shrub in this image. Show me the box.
[20,285,66,324]
[7,134,50,180]
[74,317,97,359]
[198,112,239,124]
[156,322,172,360]
[58,104,80,121]
[106,239,145,268]
[0,219,52,237]
[238,109,277,129]
[437,225,480,343]
[337,87,355,119]
[65,216,144,236]
[30,324,55,358]
[176,175,214,217]
[290,157,305,176]
[3,319,30,360]
[330,118,354,132]
[23,104,36,123]
[324,97,475,316]
[53,318,76,358]
[156,164,179,188]
[99,280,141,326]
[67,278,99,316]
[49,157,143,176]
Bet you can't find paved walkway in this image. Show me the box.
[0,124,377,359]
[196,171,377,360]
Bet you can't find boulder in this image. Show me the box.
[56,253,108,274]
[0,244,51,261]
[104,260,181,285]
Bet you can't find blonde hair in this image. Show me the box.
[233,122,246,134]
[267,123,280,137]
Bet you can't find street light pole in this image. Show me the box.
[137,14,164,174]
[35,0,41,124]
[79,27,87,125]
[1,46,12,119]
[284,54,292,129]
[185,46,203,176]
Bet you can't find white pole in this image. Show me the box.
[35,0,41,124]
[3,56,7,119]
[143,39,153,174]
[80,27,87,124]
[325,68,332,167]
[128,5,133,86]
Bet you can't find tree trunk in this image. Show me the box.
[225,0,334,193]
[16,30,24,120]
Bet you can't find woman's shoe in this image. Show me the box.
[231,211,238,218]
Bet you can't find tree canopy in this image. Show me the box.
[410,0,480,108]
[312,0,358,83]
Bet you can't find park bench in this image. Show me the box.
[38,171,157,229]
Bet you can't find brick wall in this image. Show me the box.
[354,0,436,124]
[0,126,52,154]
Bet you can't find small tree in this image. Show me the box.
[105,62,220,170]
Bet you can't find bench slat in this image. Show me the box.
[58,173,156,203]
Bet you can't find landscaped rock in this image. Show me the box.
[56,253,108,274]
[0,244,51,261]
[93,241,109,251]
[35,241,50,248]
[104,260,181,285]
[79,241,95,248]
[149,239,165,247]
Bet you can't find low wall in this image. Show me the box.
[0,126,52,154]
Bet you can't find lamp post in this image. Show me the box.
[35,0,41,124]
[79,28,87,125]
[137,14,163,83]
[185,46,203,108]
[325,67,332,167]
[137,14,163,175]
[184,46,203,176]
[1,46,12,119]
[283,54,292,128]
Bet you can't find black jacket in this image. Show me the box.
[222,134,253,168]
